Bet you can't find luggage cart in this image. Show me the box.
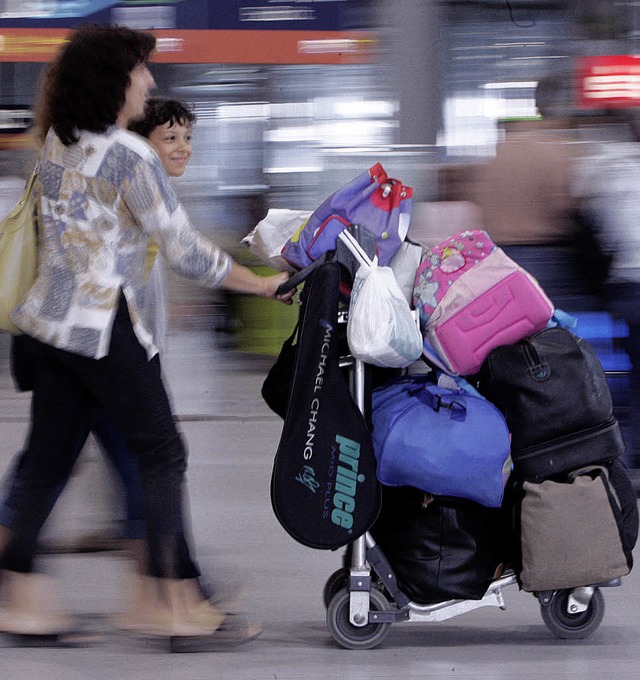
[323,537,614,649]
[275,227,620,651]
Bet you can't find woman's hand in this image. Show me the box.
[262,271,296,305]
[221,262,297,303]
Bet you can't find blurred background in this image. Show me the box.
[2,0,640,467]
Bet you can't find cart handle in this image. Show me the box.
[276,251,334,295]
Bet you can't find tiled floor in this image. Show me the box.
[0,329,638,679]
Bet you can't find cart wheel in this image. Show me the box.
[326,587,391,650]
[540,588,605,640]
[323,568,348,609]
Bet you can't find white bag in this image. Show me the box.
[242,209,312,272]
[388,239,424,305]
[343,231,422,369]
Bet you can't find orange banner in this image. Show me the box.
[0,28,377,64]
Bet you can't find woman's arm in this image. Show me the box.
[122,147,295,303]
[221,262,294,303]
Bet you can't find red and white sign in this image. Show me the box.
[577,55,640,108]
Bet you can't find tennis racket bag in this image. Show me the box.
[270,261,381,549]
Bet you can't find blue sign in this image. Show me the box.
[0,1,205,29]
[0,0,372,31]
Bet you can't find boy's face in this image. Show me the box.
[148,120,192,177]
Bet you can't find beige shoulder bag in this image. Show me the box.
[0,163,38,334]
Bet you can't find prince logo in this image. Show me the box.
[331,434,365,530]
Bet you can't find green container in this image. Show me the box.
[235,266,299,356]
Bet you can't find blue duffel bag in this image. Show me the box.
[371,374,512,508]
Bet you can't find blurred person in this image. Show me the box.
[0,24,292,649]
[117,97,228,628]
[572,109,640,473]
[442,74,589,311]
[1,97,209,632]
[443,74,640,473]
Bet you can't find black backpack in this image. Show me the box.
[269,261,381,549]
[476,326,625,480]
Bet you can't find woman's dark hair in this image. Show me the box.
[36,24,155,145]
[128,98,197,139]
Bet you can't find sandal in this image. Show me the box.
[2,628,104,648]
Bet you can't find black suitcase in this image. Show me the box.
[370,486,506,604]
[476,326,625,479]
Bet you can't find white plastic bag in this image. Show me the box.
[388,239,424,305]
[347,259,423,368]
[242,209,312,272]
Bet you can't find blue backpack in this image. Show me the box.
[281,162,413,270]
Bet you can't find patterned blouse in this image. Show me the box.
[11,126,232,359]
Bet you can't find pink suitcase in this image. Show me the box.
[413,230,554,375]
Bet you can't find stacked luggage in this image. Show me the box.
[371,228,637,602]
[258,164,638,648]
[477,327,636,593]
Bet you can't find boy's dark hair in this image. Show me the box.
[38,24,155,145]
[128,98,197,139]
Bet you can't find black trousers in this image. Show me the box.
[1,295,199,578]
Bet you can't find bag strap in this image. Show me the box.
[281,317,300,350]
[21,157,40,214]
[567,464,607,482]
[15,161,38,208]
[25,165,38,195]
[567,464,622,509]
[521,339,551,382]
[2,162,39,237]
[410,384,468,422]
[338,228,377,269]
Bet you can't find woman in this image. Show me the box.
[0,24,291,648]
